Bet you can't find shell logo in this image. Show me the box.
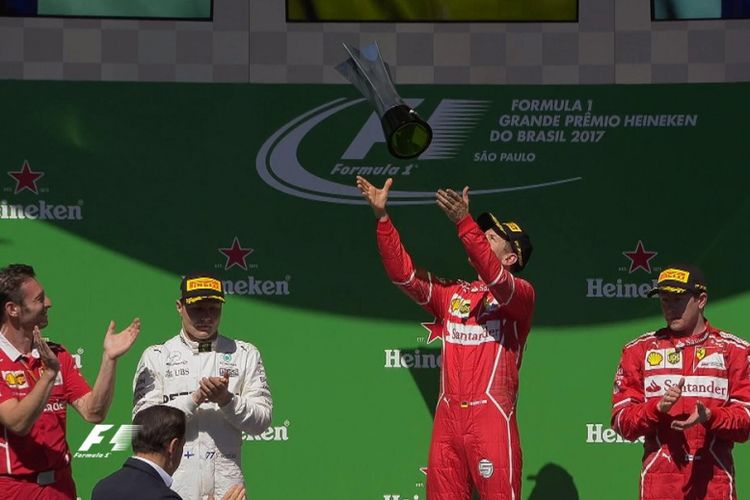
[647,352,664,367]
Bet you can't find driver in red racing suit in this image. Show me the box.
[611,265,750,499]
[356,176,535,500]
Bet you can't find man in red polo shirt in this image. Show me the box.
[0,264,140,499]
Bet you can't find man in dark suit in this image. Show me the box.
[93,405,185,500]
[94,405,247,500]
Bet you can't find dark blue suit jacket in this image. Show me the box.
[92,457,182,500]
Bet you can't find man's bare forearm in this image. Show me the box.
[0,371,57,435]
[82,355,118,423]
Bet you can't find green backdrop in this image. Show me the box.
[1,81,749,499]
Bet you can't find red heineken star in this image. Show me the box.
[421,319,443,344]
[219,237,254,271]
[8,160,44,194]
[623,240,657,273]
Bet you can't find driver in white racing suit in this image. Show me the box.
[133,273,272,500]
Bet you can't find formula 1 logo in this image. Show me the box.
[75,424,141,459]
[257,98,582,205]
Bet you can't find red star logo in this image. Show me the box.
[421,319,443,344]
[219,237,253,271]
[622,240,657,273]
[8,160,44,194]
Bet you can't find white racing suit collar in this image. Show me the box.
[179,329,219,354]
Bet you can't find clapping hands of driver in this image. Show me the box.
[656,377,712,431]
[192,376,232,406]
[657,377,684,413]
[671,401,712,431]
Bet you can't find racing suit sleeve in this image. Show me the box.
[455,215,535,322]
[132,347,198,419]
[611,345,661,440]
[219,346,272,435]
[376,217,451,319]
[704,345,750,442]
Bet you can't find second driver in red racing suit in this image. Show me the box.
[611,265,750,499]
[357,176,535,500]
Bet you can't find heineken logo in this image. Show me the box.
[3,159,85,221]
[586,241,661,299]
[7,160,44,194]
[219,236,254,271]
[256,97,582,205]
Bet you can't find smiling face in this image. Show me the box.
[659,291,707,334]
[4,277,53,331]
[176,299,222,341]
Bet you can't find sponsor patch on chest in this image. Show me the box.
[644,348,682,370]
[219,366,240,378]
[445,320,501,346]
[644,375,729,401]
[2,370,29,389]
[449,295,472,318]
[694,351,726,370]
[165,367,191,378]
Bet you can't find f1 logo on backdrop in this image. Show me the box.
[75,424,140,459]
[256,98,582,205]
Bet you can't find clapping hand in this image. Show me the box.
[102,318,141,360]
[671,401,712,431]
[33,326,60,375]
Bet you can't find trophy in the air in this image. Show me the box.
[336,42,432,159]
